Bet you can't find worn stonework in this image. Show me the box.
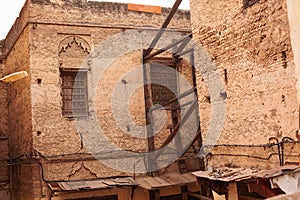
[190,0,299,168]
[0,0,194,199]
[0,49,9,200]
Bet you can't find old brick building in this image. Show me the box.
[190,0,300,199]
[2,0,300,199]
[0,0,205,200]
[191,0,299,167]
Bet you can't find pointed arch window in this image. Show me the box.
[58,36,91,117]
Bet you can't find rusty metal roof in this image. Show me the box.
[193,165,300,182]
[49,173,197,192]
[48,177,136,192]
[193,167,259,182]
[136,172,197,190]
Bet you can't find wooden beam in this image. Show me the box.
[175,36,192,55]
[161,99,197,148]
[188,192,213,200]
[143,0,183,57]
[144,34,192,60]
[176,47,194,57]
[150,87,195,112]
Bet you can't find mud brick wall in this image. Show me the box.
[0,52,9,200]
[1,0,193,198]
[190,0,299,168]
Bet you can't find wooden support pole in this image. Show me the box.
[226,182,238,200]
[149,190,160,200]
[161,99,197,148]
[182,185,188,200]
[154,99,197,160]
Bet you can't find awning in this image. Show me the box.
[192,165,300,199]
[192,165,300,182]
[48,177,137,192]
[136,172,197,190]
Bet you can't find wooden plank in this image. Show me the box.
[172,173,193,184]
[181,173,197,183]
[162,173,188,186]
[103,180,118,186]
[153,177,171,187]
[144,177,168,189]
[136,178,153,190]
[58,182,73,191]
[86,181,109,189]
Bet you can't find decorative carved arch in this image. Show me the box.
[59,36,91,55]
[58,36,91,68]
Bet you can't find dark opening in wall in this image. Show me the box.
[224,69,228,84]
[205,96,211,103]
[0,60,3,64]
[37,78,42,84]
[281,51,287,69]
[243,0,260,9]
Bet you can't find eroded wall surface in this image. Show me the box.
[0,0,195,199]
[190,0,299,168]
[0,41,9,200]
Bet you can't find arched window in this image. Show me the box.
[58,36,91,117]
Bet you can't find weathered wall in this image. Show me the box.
[190,0,298,168]
[24,0,194,199]
[0,52,9,200]
[29,0,190,31]
[5,25,33,199]
[1,0,195,199]
[2,2,33,200]
[286,0,300,103]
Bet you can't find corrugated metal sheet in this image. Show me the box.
[50,173,196,192]
[49,177,136,192]
[193,165,300,182]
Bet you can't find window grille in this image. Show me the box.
[60,68,88,117]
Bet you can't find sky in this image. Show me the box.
[0,0,190,39]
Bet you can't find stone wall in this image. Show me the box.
[5,25,33,200]
[0,0,195,199]
[0,58,9,199]
[3,0,30,56]
[29,0,190,31]
[190,0,299,168]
